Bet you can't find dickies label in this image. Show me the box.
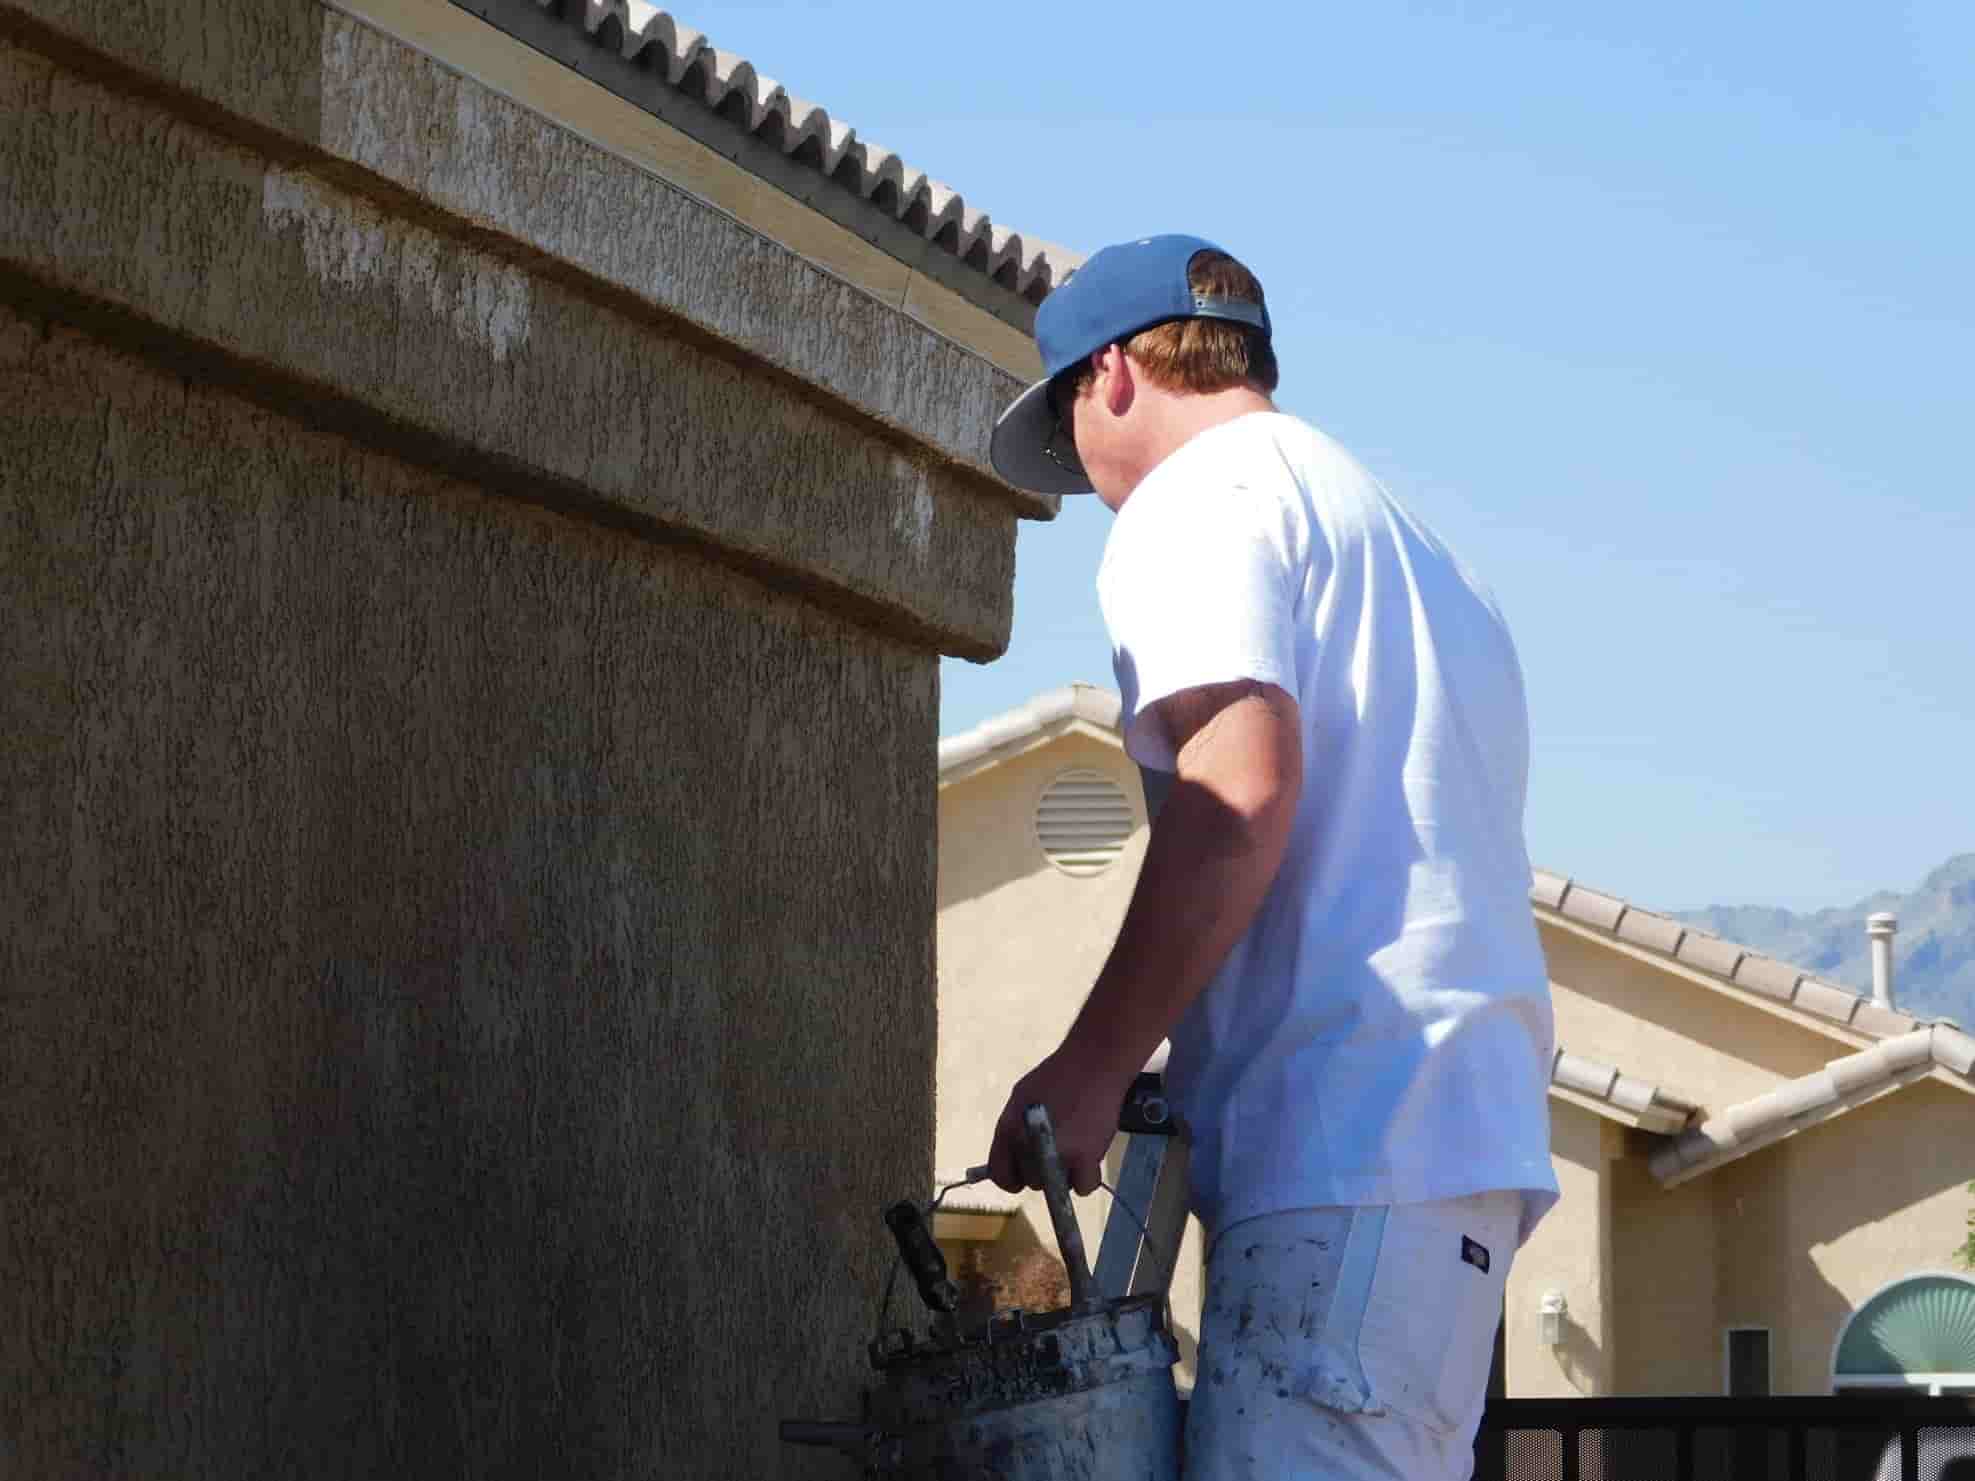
[1460,1235,1491,1273]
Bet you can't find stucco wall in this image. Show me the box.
[1609,1139,1721,1393]
[0,3,1041,1475]
[1763,1080,1975,1392]
[1507,1102,1617,1396]
[0,306,938,1477]
[1543,921,1846,1108]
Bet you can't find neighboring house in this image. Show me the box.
[937,686,1975,1399]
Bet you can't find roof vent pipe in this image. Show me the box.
[1867,913,1898,1009]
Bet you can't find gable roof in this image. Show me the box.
[1649,1023,1975,1184]
[1550,1047,1698,1136]
[938,684,1123,784]
[1532,869,1921,1045]
[457,0,1079,321]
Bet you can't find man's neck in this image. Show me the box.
[1118,385,1276,503]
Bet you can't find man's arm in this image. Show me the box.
[986,678,1302,1194]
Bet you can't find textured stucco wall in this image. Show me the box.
[0,306,935,1477]
[1608,1140,1720,1394]
[0,1,1047,1472]
[1505,1102,1618,1396]
[1542,922,1847,1109]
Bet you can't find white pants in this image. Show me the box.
[1184,1190,1518,1481]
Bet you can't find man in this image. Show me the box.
[981,235,1557,1481]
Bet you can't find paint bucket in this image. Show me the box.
[864,1294,1181,1479]
[783,1104,1183,1478]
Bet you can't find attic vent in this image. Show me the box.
[1035,769,1135,877]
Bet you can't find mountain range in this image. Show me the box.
[1673,853,1975,1028]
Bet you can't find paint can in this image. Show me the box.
[783,1104,1183,1479]
[863,1294,1181,1479]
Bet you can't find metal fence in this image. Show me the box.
[1474,1396,1975,1481]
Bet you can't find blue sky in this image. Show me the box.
[696,2,1971,912]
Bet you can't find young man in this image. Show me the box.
[981,235,1557,1481]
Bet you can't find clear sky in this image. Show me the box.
[694,1,1971,913]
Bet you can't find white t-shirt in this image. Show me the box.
[1098,412,1558,1244]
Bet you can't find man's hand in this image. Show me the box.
[984,1046,1135,1197]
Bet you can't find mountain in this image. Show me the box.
[1672,854,1975,1028]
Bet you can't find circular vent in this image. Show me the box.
[1035,769,1135,877]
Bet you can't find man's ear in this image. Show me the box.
[1096,344,1135,416]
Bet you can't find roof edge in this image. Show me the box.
[939,683,1123,781]
[1549,1046,1698,1136]
[1648,1023,1975,1185]
[1533,866,1926,1047]
[451,0,1080,327]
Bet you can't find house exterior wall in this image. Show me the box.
[1544,927,1975,1395]
[936,733,1210,1382]
[1542,920,1846,1106]
[0,3,1037,1476]
[1506,1102,1618,1396]
[1764,1080,1975,1392]
[1609,1137,1721,1394]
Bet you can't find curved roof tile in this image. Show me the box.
[521,0,1079,304]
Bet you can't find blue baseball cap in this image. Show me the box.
[989,234,1271,496]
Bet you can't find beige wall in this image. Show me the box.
[1543,921,1846,1106]
[1507,1103,1619,1395]
[936,732,1210,1383]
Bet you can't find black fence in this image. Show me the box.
[1475,1396,1975,1481]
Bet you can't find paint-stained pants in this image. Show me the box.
[1184,1191,1519,1481]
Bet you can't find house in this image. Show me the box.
[2,2,1065,1475]
[936,686,1975,1399]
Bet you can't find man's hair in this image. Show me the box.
[1053,249,1277,408]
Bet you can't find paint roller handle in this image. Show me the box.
[1023,1103,1098,1313]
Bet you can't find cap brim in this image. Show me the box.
[989,378,1095,497]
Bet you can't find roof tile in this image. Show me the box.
[1934,1025,1975,1077]
[520,0,1075,302]
[1615,907,1685,955]
[1558,884,1626,933]
[1731,953,1803,1002]
[1674,931,1745,979]
[1850,1000,1917,1039]
[1789,978,1862,1025]
[1530,870,1570,910]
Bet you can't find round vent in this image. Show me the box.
[1035,769,1135,877]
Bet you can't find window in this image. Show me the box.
[1726,1327,1771,1396]
[1831,1272,1975,1396]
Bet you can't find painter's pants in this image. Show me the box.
[1183,1190,1519,1481]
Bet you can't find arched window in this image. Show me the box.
[1831,1273,1975,1396]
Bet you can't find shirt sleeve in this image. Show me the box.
[1100,477,1305,772]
